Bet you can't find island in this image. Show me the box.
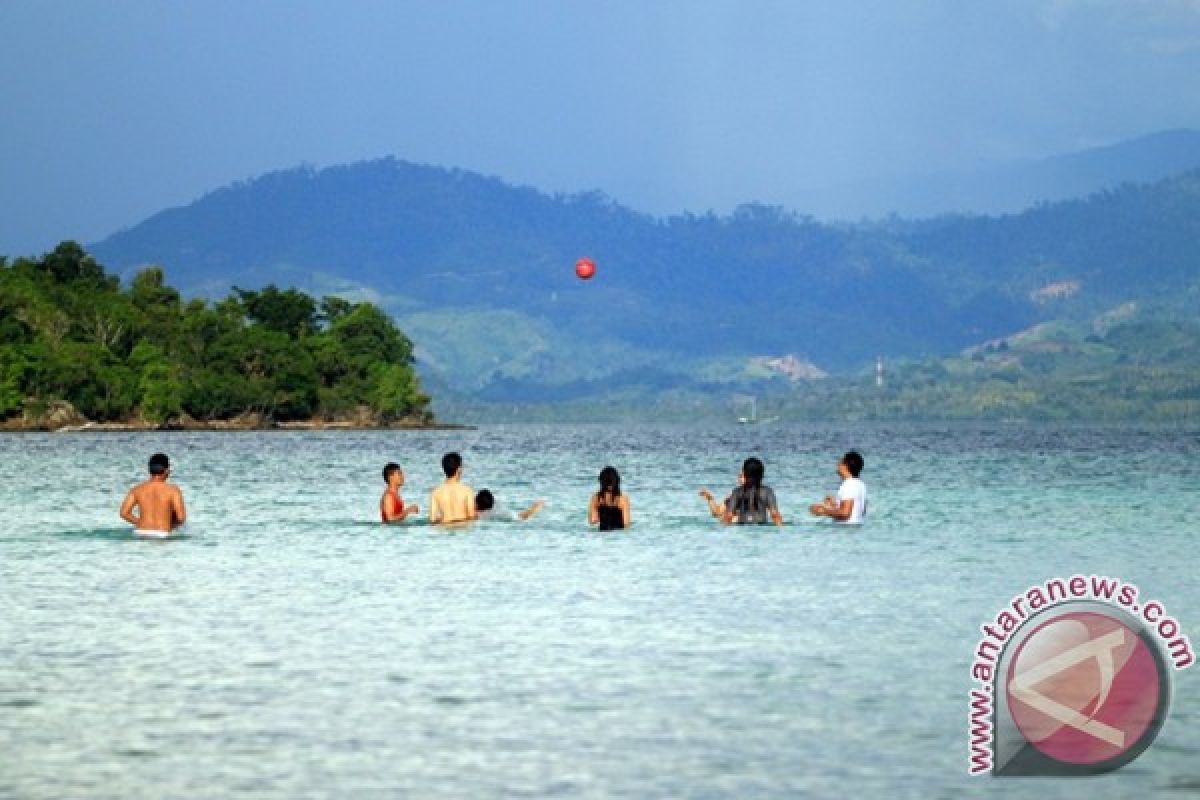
[0,242,460,431]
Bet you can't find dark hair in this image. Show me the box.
[597,466,621,502]
[741,457,765,512]
[148,453,169,475]
[441,452,462,478]
[842,451,864,477]
[475,489,494,511]
[382,462,401,482]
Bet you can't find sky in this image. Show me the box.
[2,0,1200,255]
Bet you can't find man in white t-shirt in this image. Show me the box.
[809,451,867,524]
[474,489,544,522]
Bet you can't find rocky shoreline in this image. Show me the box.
[1,402,472,433]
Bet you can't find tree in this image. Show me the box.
[319,295,354,326]
[139,363,183,424]
[130,341,183,422]
[371,363,429,420]
[38,241,114,288]
[330,303,414,366]
[234,285,318,337]
[0,347,26,417]
[130,266,181,311]
[0,243,432,426]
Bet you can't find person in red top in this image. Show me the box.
[380,462,419,523]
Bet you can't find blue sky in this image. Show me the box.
[2,0,1200,254]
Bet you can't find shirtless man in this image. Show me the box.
[429,451,475,525]
[120,453,186,537]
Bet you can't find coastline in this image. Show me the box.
[0,404,473,433]
[2,420,474,433]
[45,421,474,433]
[1,421,475,433]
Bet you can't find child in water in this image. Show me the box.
[380,462,419,523]
[589,466,630,530]
[699,457,783,526]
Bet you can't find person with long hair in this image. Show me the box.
[700,457,783,526]
[589,465,630,530]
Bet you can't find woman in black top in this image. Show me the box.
[699,457,783,526]
[589,466,630,530]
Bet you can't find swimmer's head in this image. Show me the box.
[841,451,864,477]
[742,457,764,489]
[475,489,494,511]
[598,465,621,496]
[148,453,169,476]
[383,462,403,485]
[442,451,463,478]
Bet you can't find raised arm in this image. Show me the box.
[698,488,725,519]
[517,500,545,521]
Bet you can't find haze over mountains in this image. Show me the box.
[809,129,1200,219]
[88,130,1200,406]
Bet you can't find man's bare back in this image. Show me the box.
[429,481,475,524]
[121,473,186,534]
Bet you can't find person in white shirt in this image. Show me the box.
[474,489,544,522]
[809,451,867,524]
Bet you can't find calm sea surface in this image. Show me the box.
[2,424,1198,798]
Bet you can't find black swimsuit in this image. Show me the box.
[596,497,625,531]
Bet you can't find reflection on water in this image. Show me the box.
[1,424,1198,798]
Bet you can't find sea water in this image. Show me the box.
[1,424,1197,798]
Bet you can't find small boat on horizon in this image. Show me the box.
[736,396,778,425]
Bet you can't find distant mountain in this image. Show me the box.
[434,316,1200,423]
[89,155,1200,407]
[811,129,1200,219]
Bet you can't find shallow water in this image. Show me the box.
[2,424,1198,798]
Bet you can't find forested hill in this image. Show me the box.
[89,158,1200,397]
[0,243,431,428]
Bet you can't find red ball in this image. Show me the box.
[575,257,596,281]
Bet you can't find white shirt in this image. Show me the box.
[477,508,520,522]
[836,477,868,524]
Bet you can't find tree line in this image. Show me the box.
[0,242,430,425]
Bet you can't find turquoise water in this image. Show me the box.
[2,424,1198,798]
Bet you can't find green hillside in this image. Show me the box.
[87,159,1200,404]
[430,313,1200,423]
[0,243,430,428]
